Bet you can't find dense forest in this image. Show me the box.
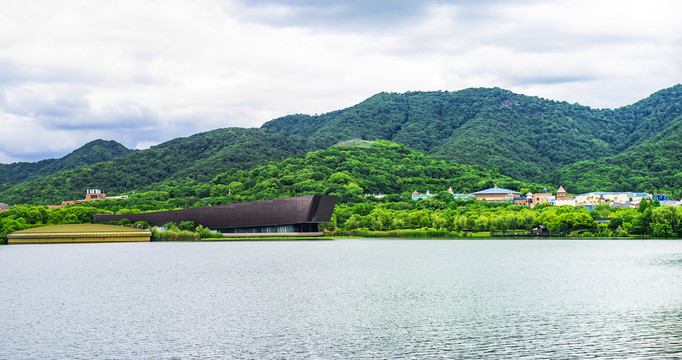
[0,128,321,205]
[2,85,682,204]
[2,141,680,242]
[38,140,538,212]
[263,85,682,183]
[0,139,133,186]
[1,85,682,242]
[548,120,682,197]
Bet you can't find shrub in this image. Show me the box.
[195,225,214,239]
[178,221,196,231]
[116,219,132,226]
[153,229,199,241]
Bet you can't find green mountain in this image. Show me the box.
[206,139,539,203]
[0,139,133,187]
[0,128,319,205]
[64,140,542,214]
[548,119,682,197]
[2,85,681,205]
[262,85,682,182]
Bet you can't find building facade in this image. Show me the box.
[62,189,129,206]
[94,195,337,237]
[575,192,651,207]
[471,186,521,202]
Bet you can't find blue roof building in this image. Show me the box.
[471,186,521,202]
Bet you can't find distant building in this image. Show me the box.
[555,199,576,206]
[556,186,574,201]
[411,188,473,201]
[62,189,129,206]
[575,192,650,207]
[452,193,474,200]
[448,187,474,200]
[512,186,572,207]
[411,190,435,201]
[610,201,633,208]
[653,194,667,201]
[471,186,520,202]
[0,203,9,212]
[531,188,553,207]
[85,189,105,201]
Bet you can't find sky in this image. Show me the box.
[1,0,681,163]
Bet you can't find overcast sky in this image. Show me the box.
[1,0,681,163]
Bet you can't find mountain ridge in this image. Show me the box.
[0,139,133,187]
[1,85,682,204]
[262,85,682,182]
[0,128,320,204]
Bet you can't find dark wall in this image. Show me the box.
[94,195,337,230]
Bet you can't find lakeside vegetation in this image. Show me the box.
[2,85,682,242]
[2,141,681,243]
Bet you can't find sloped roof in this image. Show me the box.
[0,203,9,210]
[557,186,566,193]
[10,224,148,234]
[472,187,519,195]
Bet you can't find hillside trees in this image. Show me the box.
[0,128,320,205]
[263,85,682,183]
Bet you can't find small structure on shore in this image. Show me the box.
[7,224,151,244]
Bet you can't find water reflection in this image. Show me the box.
[1,240,681,359]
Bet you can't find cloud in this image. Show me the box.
[0,0,681,163]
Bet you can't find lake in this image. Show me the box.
[1,239,682,359]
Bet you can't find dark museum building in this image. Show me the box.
[94,195,337,237]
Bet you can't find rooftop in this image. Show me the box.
[577,192,650,197]
[472,187,519,195]
[7,224,151,244]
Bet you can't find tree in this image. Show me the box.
[652,206,682,237]
[178,221,196,231]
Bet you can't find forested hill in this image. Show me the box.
[548,118,682,197]
[262,85,682,182]
[0,140,133,187]
[64,140,543,214]
[0,128,320,205]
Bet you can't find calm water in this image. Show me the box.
[1,239,682,359]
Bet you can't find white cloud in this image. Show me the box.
[0,0,681,162]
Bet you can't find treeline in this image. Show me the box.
[328,196,681,238]
[4,190,680,243]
